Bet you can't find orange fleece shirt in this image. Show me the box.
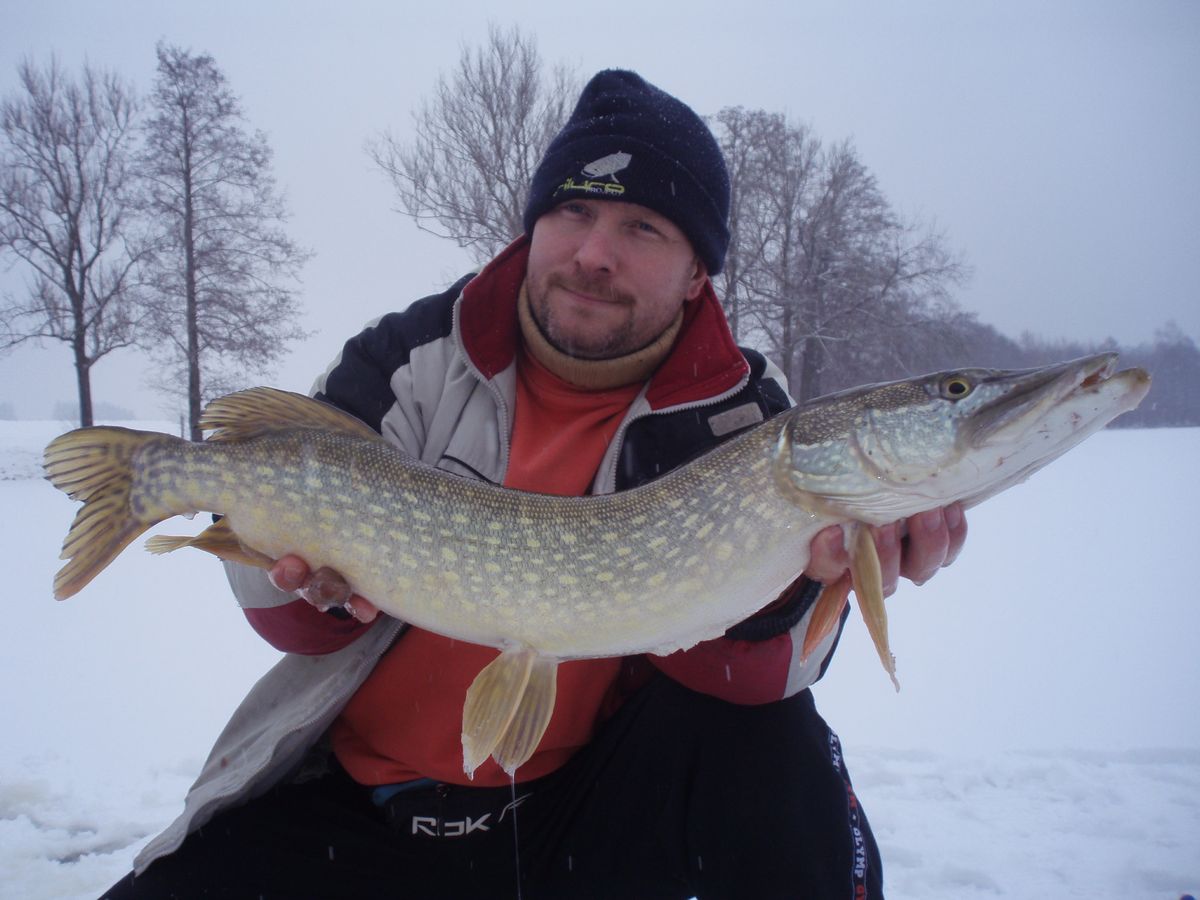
[331,348,643,787]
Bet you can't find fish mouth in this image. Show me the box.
[952,351,1150,509]
[964,352,1126,447]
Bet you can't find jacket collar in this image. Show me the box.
[457,236,749,411]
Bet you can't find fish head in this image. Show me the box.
[773,352,1151,524]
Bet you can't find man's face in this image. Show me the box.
[526,199,707,360]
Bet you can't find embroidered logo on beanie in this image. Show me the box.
[555,152,633,199]
[581,152,632,182]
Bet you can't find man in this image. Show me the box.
[105,69,965,899]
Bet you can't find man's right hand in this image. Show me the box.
[269,555,380,623]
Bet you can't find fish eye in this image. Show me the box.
[940,375,974,400]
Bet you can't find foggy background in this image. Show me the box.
[2,0,1197,419]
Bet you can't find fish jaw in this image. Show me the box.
[773,353,1151,524]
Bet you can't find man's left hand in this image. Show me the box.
[803,503,967,596]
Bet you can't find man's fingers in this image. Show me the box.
[805,525,850,584]
[900,509,950,586]
[872,523,902,598]
[899,503,968,585]
[269,557,376,621]
[343,595,380,624]
[805,503,968,595]
[269,554,310,593]
[944,502,967,567]
[302,567,353,611]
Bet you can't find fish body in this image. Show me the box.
[44,353,1150,775]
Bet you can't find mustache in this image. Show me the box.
[547,273,634,306]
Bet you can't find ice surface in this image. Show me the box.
[2,422,1196,899]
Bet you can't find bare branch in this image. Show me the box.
[367,24,579,264]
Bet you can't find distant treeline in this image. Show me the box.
[807,315,1197,428]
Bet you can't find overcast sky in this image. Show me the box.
[2,0,1197,419]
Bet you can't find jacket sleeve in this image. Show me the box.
[647,577,847,704]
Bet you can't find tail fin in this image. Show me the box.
[44,427,173,600]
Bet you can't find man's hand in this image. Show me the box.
[803,503,967,597]
[269,555,380,623]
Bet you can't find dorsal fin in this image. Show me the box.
[199,387,383,443]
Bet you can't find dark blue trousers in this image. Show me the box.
[104,676,882,899]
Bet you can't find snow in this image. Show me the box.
[1,421,1197,899]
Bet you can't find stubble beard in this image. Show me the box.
[528,272,641,360]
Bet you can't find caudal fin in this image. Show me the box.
[44,427,173,599]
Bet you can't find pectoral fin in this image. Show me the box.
[848,523,900,692]
[800,572,852,664]
[144,518,274,570]
[462,648,558,779]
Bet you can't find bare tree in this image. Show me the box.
[711,107,790,344]
[713,110,969,399]
[368,23,579,263]
[0,58,146,426]
[139,43,310,439]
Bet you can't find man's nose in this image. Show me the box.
[573,222,617,273]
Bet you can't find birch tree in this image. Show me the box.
[139,44,310,439]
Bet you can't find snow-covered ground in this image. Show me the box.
[1,420,1197,899]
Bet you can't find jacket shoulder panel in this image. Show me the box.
[615,347,791,490]
[315,275,473,432]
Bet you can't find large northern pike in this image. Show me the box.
[44,353,1149,776]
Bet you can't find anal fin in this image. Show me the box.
[492,656,557,777]
[461,648,558,779]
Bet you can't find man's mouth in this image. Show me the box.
[550,276,630,307]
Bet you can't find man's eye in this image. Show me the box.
[632,220,660,235]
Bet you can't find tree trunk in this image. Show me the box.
[73,340,94,427]
[182,121,203,442]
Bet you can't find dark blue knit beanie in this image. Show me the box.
[522,69,730,275]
